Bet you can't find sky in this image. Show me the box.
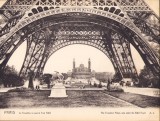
[0,0,159,74]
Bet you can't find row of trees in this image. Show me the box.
[0,65,24,87]
[95,72,113,83]
[94,66,159,88]
[138,66,159,88]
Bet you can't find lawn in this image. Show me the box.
[103,91,160,108]
[0,90,159,108]
[0,90,135,108]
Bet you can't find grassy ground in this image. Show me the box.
[0,90,135,108]
[103,91,160,108]
[0,90,159,108]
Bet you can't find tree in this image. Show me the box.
[43,74,52,88]
[0,65,24,87]
[95,72,113,83]
[61,73,68,80]
[139,66,159,88]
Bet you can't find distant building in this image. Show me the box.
[72,58,92,79]
[91,70,96,77]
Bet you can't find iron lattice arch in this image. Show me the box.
[0,0,159,81]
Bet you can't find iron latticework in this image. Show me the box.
[0,0,159,81]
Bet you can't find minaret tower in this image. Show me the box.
[73,58,75,72]
[88,58,91,72]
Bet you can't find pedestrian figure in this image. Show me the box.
[37,85,40,90]
[35,85,37,90]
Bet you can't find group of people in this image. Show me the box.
[35,85,40,90]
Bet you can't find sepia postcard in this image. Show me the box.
[0,0,159,121]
